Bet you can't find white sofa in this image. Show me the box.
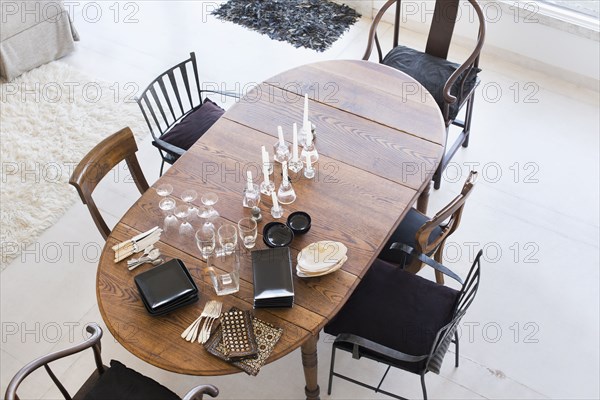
[0,0,79,81]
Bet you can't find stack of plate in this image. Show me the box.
[296,241,348,278]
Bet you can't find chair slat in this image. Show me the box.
[179,65,194,108]
[142,95,165,135]
[149,85,170,128]
[167,70,185,115]
[157,77,177,121]
[425,0,459,60]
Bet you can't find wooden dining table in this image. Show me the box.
[97,60,446,400]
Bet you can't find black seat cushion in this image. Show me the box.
[382,45,480,120]
[83,360,180,400]
[160,98,225,151]
[324,259,459,374]
[378,207,443,265]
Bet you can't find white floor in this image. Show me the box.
[1,1,599,399]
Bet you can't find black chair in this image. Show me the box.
[378,171,477,284]
[5,323,219,400]
[364,0,486,189]
[325,247,483,399]
[136,52,239,176]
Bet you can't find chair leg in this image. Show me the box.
[327,345,337,395]
[159,160,165,177]
[432,164,443,190]
[420,374,428,400]
[454,331,460,367]
[462,95,476,148]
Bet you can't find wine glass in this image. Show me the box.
[199,192,219,219]
[174,204,194,237]
[195,227,215,259]
[181,189,198,217]
[159,196,178,232]
[156,183,173,197]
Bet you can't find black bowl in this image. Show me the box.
[287,211,311,235]
[263,222,294,248]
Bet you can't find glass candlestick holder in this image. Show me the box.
[260,178,275,196]
[271,204,284,219]
[277,177,297,204]
[273,141,291,163]
[288,157,304,173]
[304,162,316,179]
[301,141,319,165]
[242,184,261,208]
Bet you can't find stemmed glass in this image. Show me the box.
[174,204,194,237]
[181,189,198,218]
[156,183,173,197]
[199,192,219,219]
[159,197,178,232]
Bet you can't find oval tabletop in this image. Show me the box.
[97,60,446,377]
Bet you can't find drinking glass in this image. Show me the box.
[174,204,194,237]
[238,217,257,249]
[181,189,198,217]
[159,197,178,232]
[206,246,240,296]
[156,183,173,197]
[195,227,216,259]
[199,192,219,219]
[218,224,237,255]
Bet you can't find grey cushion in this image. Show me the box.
[382,45,480,121]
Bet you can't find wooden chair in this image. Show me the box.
[325,249,483,400]
[69,127,149,240]
[364,0,486,189]
[136,52,239,176]
[378,171,477,284]
[5,323,218,400]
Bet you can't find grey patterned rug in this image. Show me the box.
[212,0,361,52]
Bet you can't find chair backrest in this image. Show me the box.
[426,249,482,373]
[414,170,477,257]
[69,127,149,240]
[364,0,485,65]
[5,323,105,400]
[136,52,203,141]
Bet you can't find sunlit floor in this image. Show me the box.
[1,1,599,399]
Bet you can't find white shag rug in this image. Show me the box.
[0,61,147,268]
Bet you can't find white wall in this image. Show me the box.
[336,0,599,87]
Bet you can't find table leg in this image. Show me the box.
[417,181,432,214]
[301,333,320,400]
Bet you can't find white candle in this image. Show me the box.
[246,170,253,191]
[277,126,285,145]
[306,120,313,146]
[261,145,268,164]
[305,152,312,170]
[262,164,270,185]
[282,161,289,182]
[292,123,299,161]
[271,191,279,209]
[303,94,309,128]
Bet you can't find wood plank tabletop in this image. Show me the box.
[96,60,445,394]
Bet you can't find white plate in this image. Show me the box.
[297,241,348,273]
[296,256,347,278]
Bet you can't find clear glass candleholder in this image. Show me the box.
[288,158,304,173]
[304,163,316,179]
[243,183,261,208]
[260,178,275,196]
[273,142,291,163]
[301,141,319,165]
[277,177,297,204]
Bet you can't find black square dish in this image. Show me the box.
[134,259,198,315]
